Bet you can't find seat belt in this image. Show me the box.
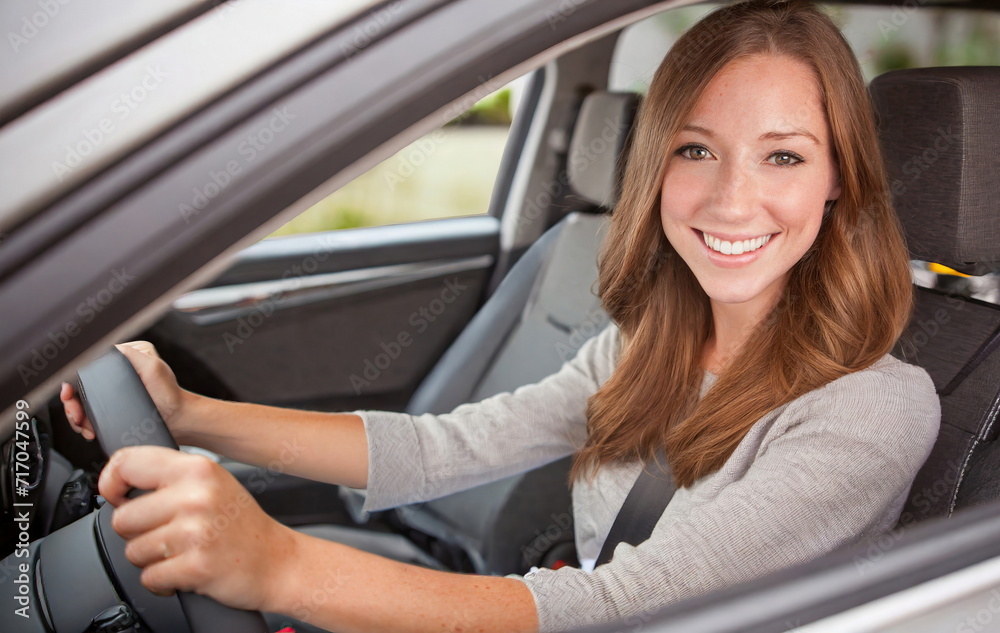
[595,448,675,567]
[939,319,1000,396]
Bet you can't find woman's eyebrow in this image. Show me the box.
[682,124,714,137]
[759,129,820,144]
[682,125,821,145]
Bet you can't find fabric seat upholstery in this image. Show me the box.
[870,67,1000,524]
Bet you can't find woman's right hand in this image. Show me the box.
[61,341,192,443]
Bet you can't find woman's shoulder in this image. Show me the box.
[786,353,941,448]
[813,353,937,406]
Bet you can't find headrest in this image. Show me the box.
[567,91,640,211]
[870,67,1000,274]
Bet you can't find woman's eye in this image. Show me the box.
[678,145,712,160]
[768,151,803,167]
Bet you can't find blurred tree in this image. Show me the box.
[874,40,917,74]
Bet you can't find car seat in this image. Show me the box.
[337,90,640,575]
[870,67,1000,525]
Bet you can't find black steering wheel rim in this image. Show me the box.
[76,348,268,633]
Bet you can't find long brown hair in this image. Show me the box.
[571,0,912,488]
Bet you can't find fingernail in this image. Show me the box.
[67,411,76,424]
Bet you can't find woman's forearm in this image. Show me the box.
[264,528,539,633]
[176,393,370,489]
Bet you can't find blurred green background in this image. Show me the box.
[268,91,513,237]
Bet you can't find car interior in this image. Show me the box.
[2,0,999,631]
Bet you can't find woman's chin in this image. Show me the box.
[702,285,768,306]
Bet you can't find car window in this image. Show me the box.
[609,4,718,93]
[610,2,1000,91]
[267,74,528,238]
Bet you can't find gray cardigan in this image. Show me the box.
[352,322,941,632]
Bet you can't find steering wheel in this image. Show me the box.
[0,349,268,633]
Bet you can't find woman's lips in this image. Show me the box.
[693,228,777,268]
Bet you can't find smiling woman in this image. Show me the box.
[576,0,921,490]
[56,1,940,632]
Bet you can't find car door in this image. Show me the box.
[138,73,542,417]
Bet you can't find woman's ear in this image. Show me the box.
[827,163,842,201]
[824,175,842,217]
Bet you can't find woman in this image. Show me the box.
[62,1,940,631]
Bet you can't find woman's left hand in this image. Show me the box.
[98,445,299,613]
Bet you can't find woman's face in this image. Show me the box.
[660,54,841,310]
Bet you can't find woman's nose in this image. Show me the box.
[706,162,756,223]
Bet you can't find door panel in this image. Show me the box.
[142,215,499,413]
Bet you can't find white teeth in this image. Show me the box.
[701,231,772,255]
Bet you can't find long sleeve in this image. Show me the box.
[354,322,621,513]
[511,357,941,632]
